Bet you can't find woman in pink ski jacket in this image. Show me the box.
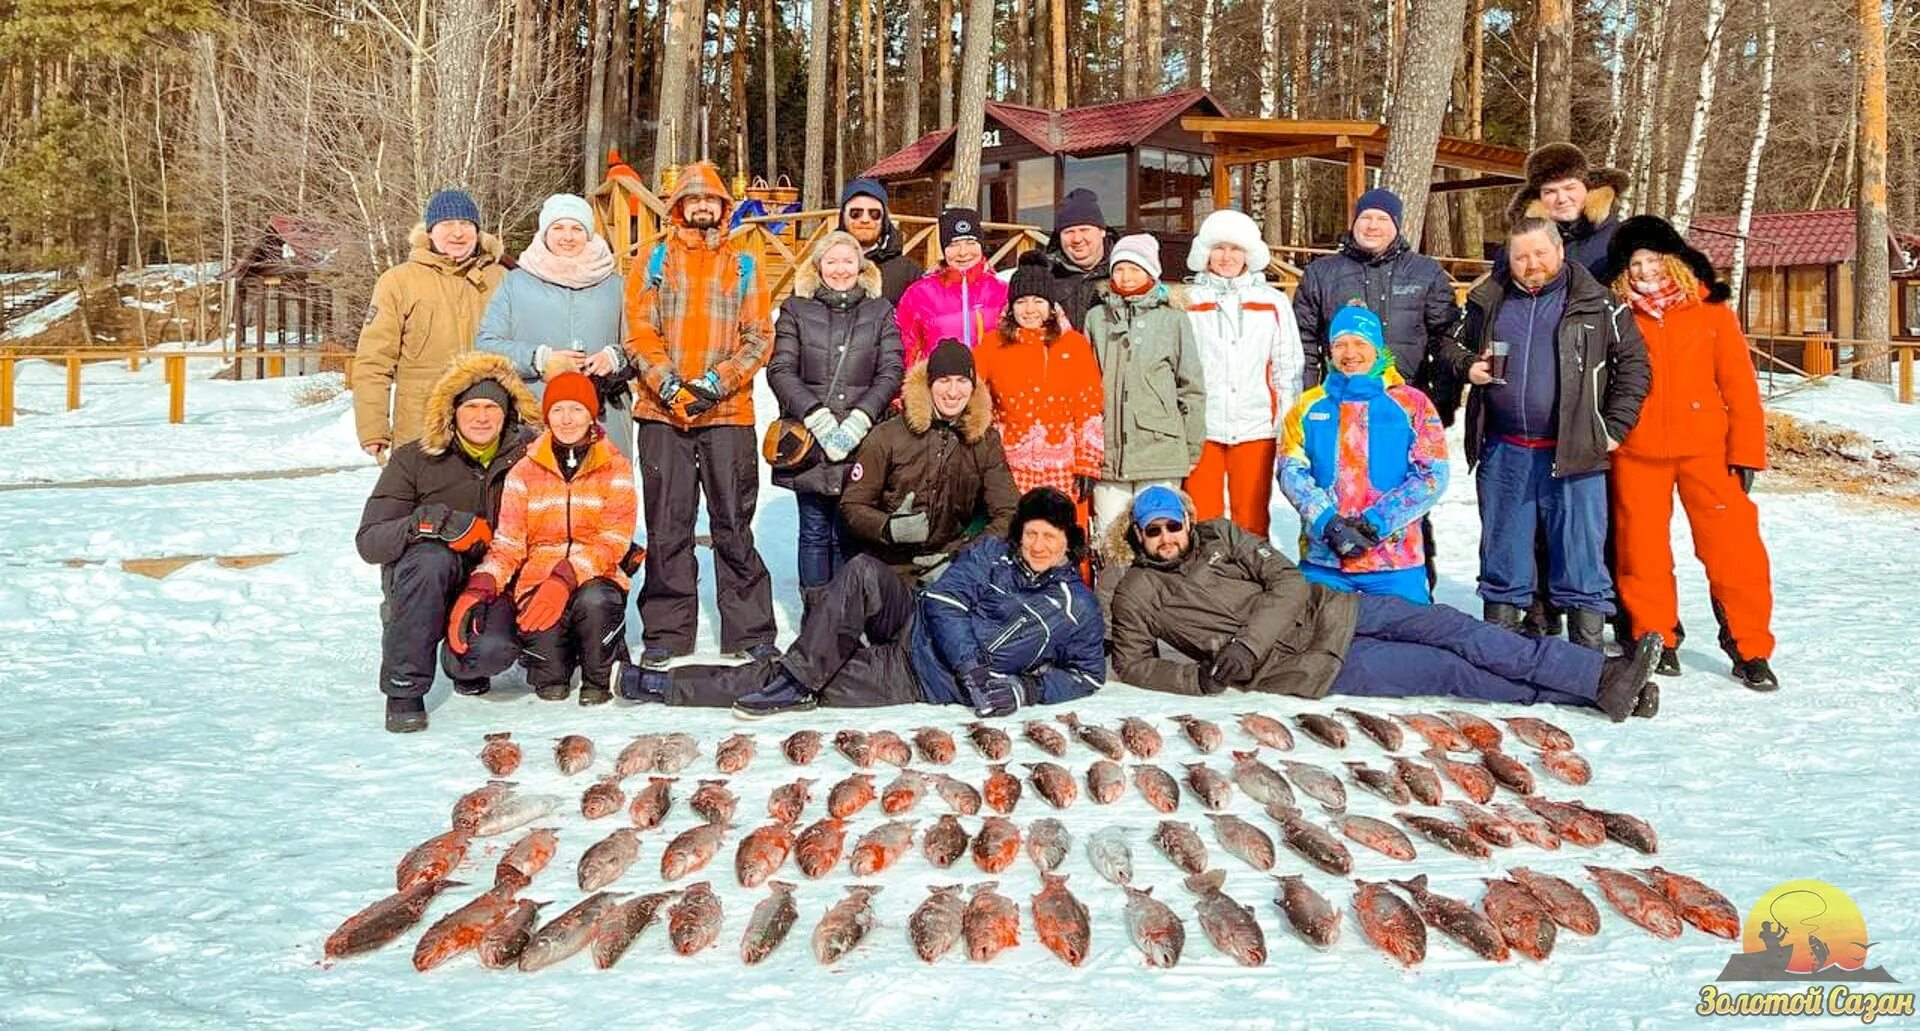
[895,207,1010,366]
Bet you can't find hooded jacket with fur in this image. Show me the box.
[767,259,905,495]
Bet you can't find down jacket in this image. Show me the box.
[1087,283,1208,482]
[476,429,638,599]
[1293,235,1462,409]
[910,536,1106,707]
[895,262,1008,365]
[1182,269,1305,444]
[766,260,905,495]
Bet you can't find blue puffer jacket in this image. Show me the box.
[910,536,1107,707]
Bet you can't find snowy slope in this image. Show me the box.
[1,373,1917,1031]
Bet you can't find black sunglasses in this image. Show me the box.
[1141,519,1185,539]
[844,207,884,221]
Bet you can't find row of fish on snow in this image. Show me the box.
[322,707,1739,970]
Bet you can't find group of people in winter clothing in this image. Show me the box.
[352,139,1776,732]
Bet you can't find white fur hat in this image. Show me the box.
[537,193,597,239]
[1187,209,1271,274]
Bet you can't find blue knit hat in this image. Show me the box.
[1328,305,1385,350]
[424,189,482,229]
[1352,187,1404,229]
[840,177,889,208]
[1131,485,1185,530]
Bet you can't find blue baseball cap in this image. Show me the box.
[1131,485,1186,530]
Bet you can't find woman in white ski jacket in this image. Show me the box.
[1180,208,1303,537]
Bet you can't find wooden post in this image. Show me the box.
[268,354,285,378]
[254,288,268,381]
[0,353,14,428]
[166,355,186,424]
[129,350,141,372]
[1212,154,1233,211]
[1346,148,1368,216]
[66,355,82,411]
[1899,345,1913,403]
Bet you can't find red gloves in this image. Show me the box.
[446,573,498,656]
[516,565,577,633]
[445,515,492,553]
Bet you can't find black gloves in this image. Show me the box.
[1731,466,1757,494]
[410,502,454,538]
[960,665,1023,718]
[1208,639,1260,687]
[411,504,490,552]
[1073,474,1098,503]
[1323,515,1382,559]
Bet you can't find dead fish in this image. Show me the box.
[1024,761,1078,809]
[930,773,982,815]
[473,794,560,837]
[1345,761,1412,805]
[1352,878,1427,967]
[849,820,918,876]
[1399,713,1470,752]
[1031,873,1092,966]
[1170,713,1223,754]
[922,814,972,868]
[767,777,815,824]
[1424,748,1496,804]
[1586,866,1684,938]
[1086,827,1134,886]
[478,897,546,969]
[1336,707,1404,751]
[908,884,968,962]
[1392,756,1446,806]
[1329,812,1418,862]
[963,882,1020,962]
[654,733,699,774]
[1538,748,1594,786]
[1024,720,1069,758]
[1057,712,1125,761]
[554,734,594,776]
[581,777,627,821]
[1478,748,1537,795]
[912,726,957,764]
[868,730,912,767]
[1394,811,1492,860]
[1122,885,1186,967]
[450,780,516,831]
[812,885,882,964]
[1184,869,1266,966]
[1294,712,1349,749]
[1448,801,1519,849]
[1133,764,1180,813]
[715,733,756,774]
[1493,803,1563,851]
[972,816,1022,874]
[1520,796,1606,847]
[1119,716,1164,758]
[1502,716,1574,752]
[412,888,517,971]
[1207,813,1277,871]
[614,735,662,778]
[1481,877,1557,962]
[1231,751,1297,807]
[667,881,724,956]
[479,732,522,776]
[1086,760,1126,804]
[593,891,678,969]
[1266,802,1354,875]
[964,721,1013,761]
[519,891,628,971]
[1183,762,1234,810]
[983,764,1022,814]
[660,821,728,881]
[734,819,796,888]
[1391,874,1509,962]
[689,780,739,825]
[1510,866,1602,935]
[1572,801,1659,854]
[1026,818,1071,872]
[783,729,822,765]
[628,776,675,830]
[834,728,873,767]
[881,769,927,815]
[577,827,641,892]
[795,817,848,878]
[1642,866,1740,940]
[397,828,472,891]
[1280,760,1347,811]
[739,881,799,965]
[1235,712,1295,751]
[1273,874,1341,949]
[1151,820,1209,875]
[1440,709,1505,752]
[827,772,877,818]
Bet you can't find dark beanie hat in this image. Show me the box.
[925,338,974,383]
[454,377,513,412]
[1007,250,1054,306]
[1056,188,1106,232]
[840,177,889,209]
[1353,187,1404,229]
[424,188,482,229]
[939,208,982,249]
[1007,486,1086,560]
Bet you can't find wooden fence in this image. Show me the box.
[0,347,354,428]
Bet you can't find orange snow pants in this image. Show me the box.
[1612,450,1775,658]
[1186,439,1277,537]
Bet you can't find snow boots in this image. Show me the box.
[1483,601,1525,633]
[612,659,669,703]
[1567,610,1608,651]
[1655,647,1682,677]
[731,666,818,720]
[1731,656,1780,691]
[453,678,491,696]
[385,696,427,734]
[1595,633,1662,722]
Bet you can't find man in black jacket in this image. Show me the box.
[1041,188,1118,330]
[837,178,924,304]
[356,352,539,732]
[1452,216,1651,651]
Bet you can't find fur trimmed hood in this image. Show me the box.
[1098,486,1201,569]
[419,351,542,456]
[899,357,995,443]
[1505,141,1630,224]
[791,256,885,300]
[406,224,507,272]
[1600,214,1733,304]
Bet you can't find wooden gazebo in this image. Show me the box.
[219,215,351,379]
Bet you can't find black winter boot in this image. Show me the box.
[1523,599,1562,638]
[453,677,491,696]
[534,683,570,702]
[1596,634,1662,722]
[1731,657,1780,692]
[578,683,612,706]
[1483,601,1525,632]
[731,667,817,720]
[385,696,428,733]
[1567,610,1608,651]
[1655,647,1681,677]
[613,660,668,703]
[1633,682,1661,718]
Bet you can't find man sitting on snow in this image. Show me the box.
[1105,485,1663,720]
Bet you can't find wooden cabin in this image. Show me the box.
[219,215,353,378]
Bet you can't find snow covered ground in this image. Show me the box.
[2,369,1918,1030]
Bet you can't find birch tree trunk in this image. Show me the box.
[432,0,491,192]
[1534,0,1572,143]
[1669,0,1730,232]
[1729,0,1774,307]
[906,0,924,140]
[1603,0,1632,164]
[1198,0,1214,89]
[583,0,611,190]
[949,0,993,206]
[1856,0,1892,377]
[1288,2,1308,241]
[1626,0,1669,211]
[938,0,954,127]
[1380,0,1468,248]
[1260,0,1282,232]
[803,0,830,208]
[763,0,778,176]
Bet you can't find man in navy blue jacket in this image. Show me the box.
[620,487,1106,717]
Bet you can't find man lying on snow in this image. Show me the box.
[612,487,1106,718]
[1105,485,1663,721]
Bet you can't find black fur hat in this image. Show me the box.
[1507,142,1632,223]
[1602,215,1732,303]
[1007,486,1085,562]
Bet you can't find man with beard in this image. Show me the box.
[836,177,923,304]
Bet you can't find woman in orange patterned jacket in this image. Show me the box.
[448,370,639,705]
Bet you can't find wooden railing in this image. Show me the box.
[1747,333,1918,404]
[0,346,352,428]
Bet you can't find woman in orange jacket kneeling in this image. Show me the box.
[1602,216,1777,690]
[448,370,640,705]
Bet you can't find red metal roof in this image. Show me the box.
[1685,209,1862,268]
[864,128,956,179]
[862,90,1227,179]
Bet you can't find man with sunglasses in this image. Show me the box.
[838,178,923,304]
[1105,485,1664,721]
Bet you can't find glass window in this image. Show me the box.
[1786,266,1828,334]
[1901,281,1920,336]
[1744,268,1782,335]
[1017,157,1056,229]
[977,162,1015,225]
[1138,148,1215,235]
[1062,153,1128,227]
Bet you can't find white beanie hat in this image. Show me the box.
[537,193,597,239]
[1109,233,1164,280]
[1187,209,1271,274]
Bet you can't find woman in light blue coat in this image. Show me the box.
[476,193,633,456]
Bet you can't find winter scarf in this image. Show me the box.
[1627,276,1695,321]
[519,234,617,290]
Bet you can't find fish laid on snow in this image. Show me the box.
[1170,714,1223,754]
[812,885,882,964]
[667,881,724,955]
[735,819,797,887]
[831,728,870,767]
[1481,877,1557,962]
[1502,716,1574,752]
[715,733,755,774]
[768,777,815,824]
[1493,803,1562,850]
[1394,811,1492,859]
[795,817,848,878]
[849,820,917,876]
[1207,813,1276,871]
[1024,761,1078,809]
[881,769,927,814]
[1133,764,1180,813]
[1087,828,1133,886]
[1478,748,1536,796]
[474,794,561,837]
[580,777,626,820]
[963,882,1020,962]
[922,814,972,868]
[1057,712,1125,761]
[1345,761,1411,806]
[1439,709,1504,751]
[1537,748,1593,786]
[1572,801,1658,854]
[653,732,699,774]
[478,897,546,969]
[1230,751,1295,808]
[1335,707,1403,751]
[1119,716,1163,758]
[1351,879,1426,967]
[868,730,913,767]
[614,734,662,778]
[493,827,560,893]
[909,884,968,962]
[519,891,628,971]
[1183,762,1234,810]
[1184,869,1266,966]
[1266,802,1353,875]
[1235,712,1294,751]
[1280,760,1347,811]
[931,773,982,815]
[1024,720,1069,758]
[1519,796,1606,847]
[1294,712,1348,749]
[1586,866,1684,938]
[1273,874,1341,948]
[1510,866,1601,935]
[983,764,1022,814]
[972,816,1022,874]
[1152,820,1208,875]
[397,828,472,891]
[1423,747,1495,804]
[1086,760,1125,805]
[450,780,515,831]
[554,734,594,776]
[1329,813,1417,862]
[1447,800,1518,849]
[1391,874,1509,962]
[577,827,642,891]
[660,821,728,881]
[1393,756,1445,806]
[1031,873,1092,966]
[783,729,822,765]
[479,732,522,776]
[964,721,1012,761]
[913,726,957,765]
[592,891,677,969]
[827,772,877,818]
[1122,886,1185,967]
[1642,866,1740,940]
[1026,818,1070,872]
[412,888,518,971]
[1398,713,1469,752]
[689,779,739,825]
[628,776,675,830]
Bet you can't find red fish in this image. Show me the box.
[577,827,641,891]
[1482,877,1557,961]
[868,730,913,767]
[479,732,521,776]
[477,897,546,969]
[1086,760,1126,804]
[964,721,1012,761]
[1119,717,1164,757]
[689,779,738,825]
[1520,796,1606,847]
[324,878,464,960]
[397,828,471,891]
[660,821,728,881]
[1478,748,1537,795]
[1170,714,1223,754]
[1502,716,1575,752]
[628,776,675,830]
[1031,873,1092,966]
[909,884,968,962]
[450,780,515,831]
[493,826,559,893]
[1133,764,1180,813]
[1293,712,1348,749]
[1122,885,1186,967]
[740,881,799,965]
[735,820,797,888]
[1185,869,1266,966]
[1329,813,1418,862]
[554,734,594,776]
[1345,761,1411,806]
[972,816,1021,873]
[1448,800,1518,848]
[828,772,878,819]
[1392,757,1445,805]
[881,769,927,814]
[795,817,848,878]
[767,777,815,824]
[1424,747,1496,804]
[653,733,698,773]
[1493,803,1563,851]
[812,885,883,964]
[1538,748,1593,786]
[922,814,972,868]
[913,726,957,764]
[1335,707,1403,751]
[963,882,1020,961]
[1183,762,1234,810]
[594,891,677,969]
[1057,712,1125,761]
[834,729,872,767]
[1642,866,1740,940]
[667,881,724,956]
[1273,874,1341,948]
[1391,873,1509,961]
[930,773,982,815]
[1352,878,1426,967]
[983,764,1023,814]
[1440,709,1504,751]
[1399,712,1469,752]
[580,776,626,820]
[411,888,517,971]
[613,735,661,778]
[1510,866,1602,935]
[715,733,756,774]
[848,819,917,876]
[1586,866,1684,938]
[1235,712,1294,751]
[1024,720,1069,758]
[783,729,821,765]
[1024,761,1078,809]
[1151,820,1208,875]
[1207,813,1276,871]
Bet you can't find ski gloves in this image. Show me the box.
[885,491,931,545]
[1322,514,1382,560]
[961,664,1027,719]
[411,503,491,553]
[660,369,726,420]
